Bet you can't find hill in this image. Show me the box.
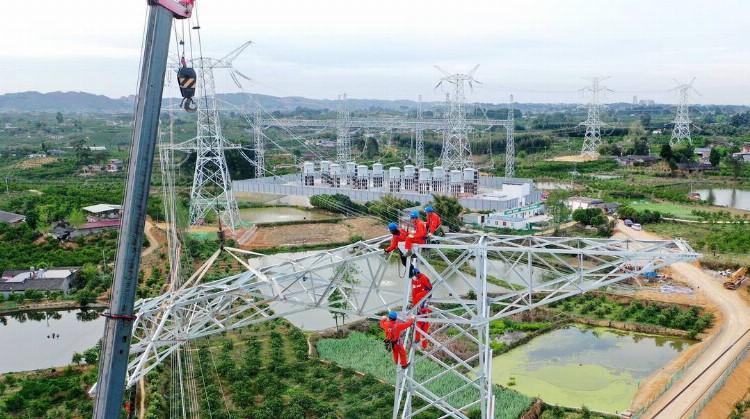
[0,91,133,113]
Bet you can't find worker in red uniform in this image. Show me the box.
[424,206,441,236]
[380,311,414,369]
[414,305,433,349]
[384,222,408,253]
[410,266,432,307]
[404,211,427,256]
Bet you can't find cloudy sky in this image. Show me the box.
[0,0,748,104]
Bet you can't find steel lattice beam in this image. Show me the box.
[124,233,699,418]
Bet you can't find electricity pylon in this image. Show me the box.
[670,78,698,146]
[337,93,352,164]
[122,233,699,418]
[415,95,425,169]
[579,77,611,158]
[167,42,253,233]
[505,95,515,178]
[435,65,480,171]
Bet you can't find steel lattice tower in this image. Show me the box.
[253,105,265,178]
[169,42,252,233]
[415,95,425,168]
[579,77,610,158]
[670,78,697,146]
[436,65,480,171]
[505,95,515,178]
[120,234,700,419]
[337,93,352,164]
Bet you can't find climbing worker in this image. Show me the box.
[384,222,408,254]
[380,311,414,369]
[410,266,432,307]
[414,305,433,350]
[424,206,442,236]
[404,211,427,256]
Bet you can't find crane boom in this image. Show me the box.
[93,1,191,417]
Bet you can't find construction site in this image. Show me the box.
[3,1,750,419]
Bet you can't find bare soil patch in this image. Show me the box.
[13,156,57,169]
[241,217,383,249]
[546,154,599,162]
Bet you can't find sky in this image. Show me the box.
[0,0,748,105]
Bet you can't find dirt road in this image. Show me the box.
[615,221,750,418]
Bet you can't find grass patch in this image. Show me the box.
[646,221,750,268]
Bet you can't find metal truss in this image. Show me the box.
[579,77,611,158]
[505,95,515,178]
[125,233,699,418]
[435,66,480,171]
[161,42,252,233]
[670,78,697,146]
[416,95,425,169]
[337,94,352,164]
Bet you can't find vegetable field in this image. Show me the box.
[317,332,534,419]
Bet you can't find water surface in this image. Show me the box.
[239,206,333,223]
[695,188,750,212]
[0,309,104,374]
[492,324,693,413]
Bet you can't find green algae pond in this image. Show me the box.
[492,324,695,414]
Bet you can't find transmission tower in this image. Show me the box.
[121,233,699,419]
[253,105,265,178]
[670,78,698,146]
[337,93,352,164]
[505,95,515,178]
[579,77,610,158]
[169,42,252,233]
[415,95,425,168]
[435,65,480,171]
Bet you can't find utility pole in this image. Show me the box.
[4,175,9,195]
[435,65,480,171]
[505,95,515,178]
[670,78,698,146]
[94,3,178,418]
[579,77,610,158]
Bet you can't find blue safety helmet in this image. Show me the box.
[410,266,420,277]
[388,311,398,320]
[410,210,419,219]
[388,222,398,232]
[425,206,435,213]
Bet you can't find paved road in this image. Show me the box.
[615,221,750,418]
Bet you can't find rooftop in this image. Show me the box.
[566,196,604,204]
[0,210,25,224]
[82,204,122,214]
[80,219,121,229]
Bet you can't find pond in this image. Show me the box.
[0,309,105,374]
[695,188,750,212]
[238,206,334,224]
[492,324,694,413]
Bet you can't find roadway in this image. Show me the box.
[614,221,750,418]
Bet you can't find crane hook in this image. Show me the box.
[181,97,198,113]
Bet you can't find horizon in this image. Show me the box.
[1,1,748,106]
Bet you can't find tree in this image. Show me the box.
[726,155,743,180]
[72,352,83,365]
[709,148,721,167]
[56,112,64,123]
[427,194,463,232]
[640,113,651,127]
[328,288,347,332]
[66,208,87,228]
[83,347,99,365]
[367,194,414,223]
[660,144,673,161]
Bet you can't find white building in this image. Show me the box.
[565,197,604,212]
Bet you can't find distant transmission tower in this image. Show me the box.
[171,42,252,233]
[505,95,515,178]
[415,95,425,169]
[435,65,480,171]
[670,78,698,146]
[337,94,352,164]
[579,77,610,158]
[253,104,265,178]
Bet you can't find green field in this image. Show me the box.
[627,200,701,220]
[646,221,750,268]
